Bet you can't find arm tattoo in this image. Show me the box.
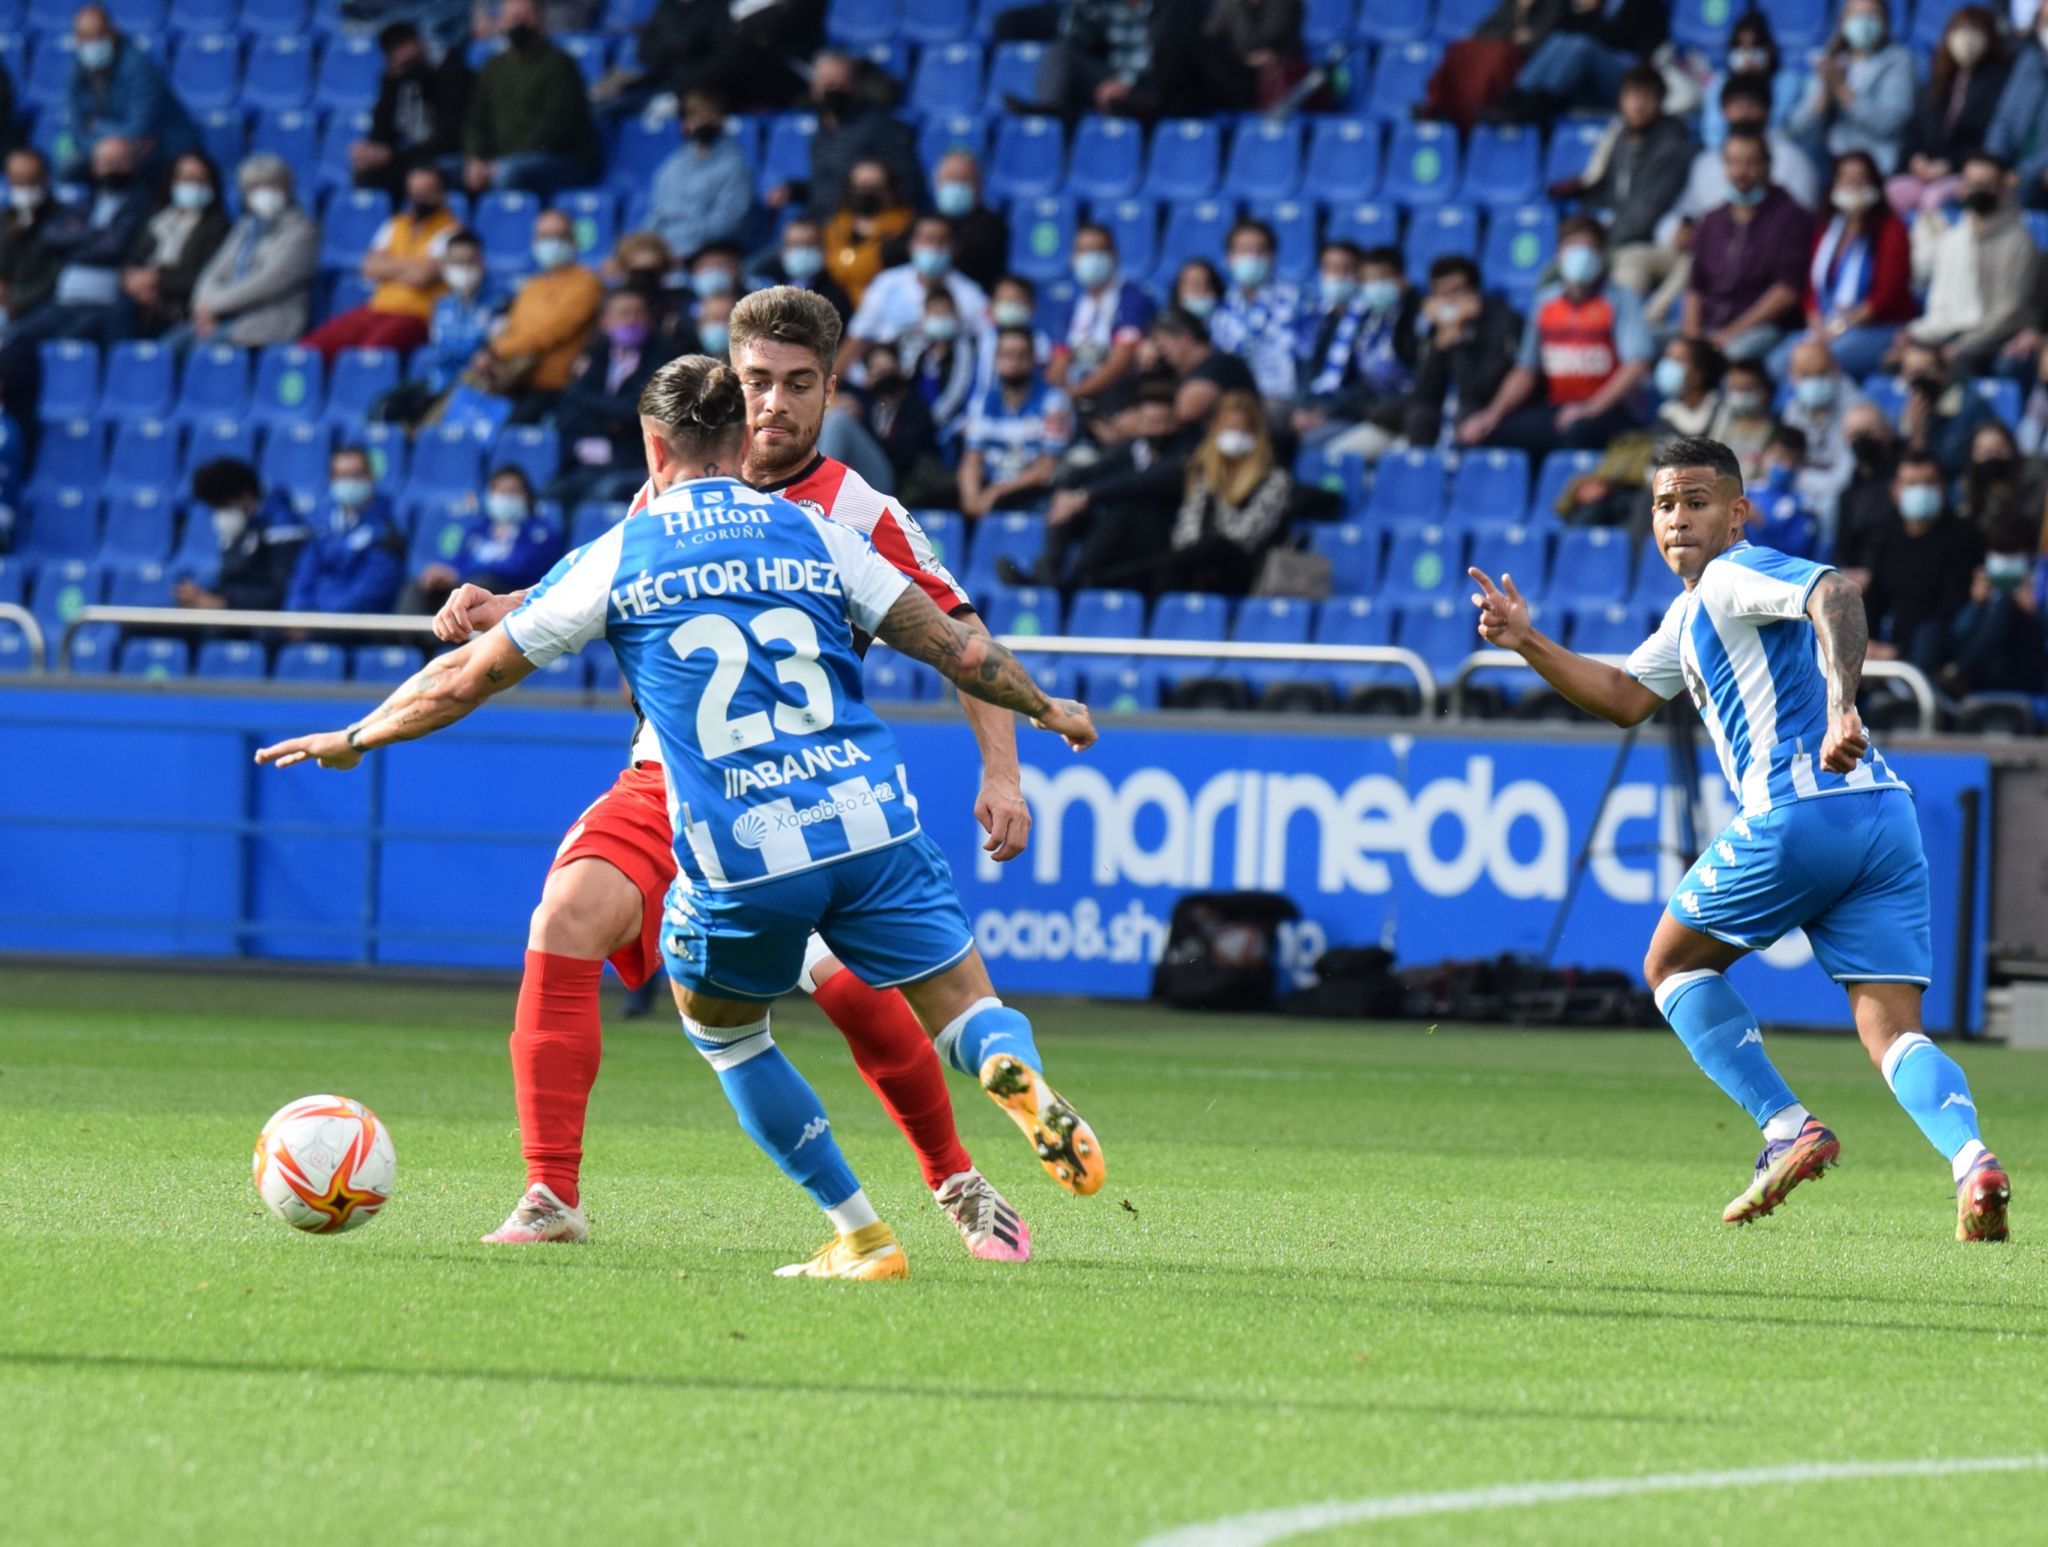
[877,589,1053,719]
[1810,575,1869,713]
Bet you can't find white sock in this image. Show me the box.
[1761,1103,1810,1143]
[934,1168,978,1200]
[825,1188,880,1234]
[1952,1138,1990,1185]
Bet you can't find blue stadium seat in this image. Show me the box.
[248,110,319,184]
[177,343,251,424]
[241,0,309,35]
[1669,0,1736,52]
[182,418,258,480]
[475,190,541,277]
[39,340,103,423]
[910,41,984,118]
[260,421,335,498]
[908,509,966,569]
[1971,377,2022,424]
[964,511,1049,593]
[319,187,390,271]
[1570,601,1652,657]
[195,108,249,178]
[1151,591,1232,641]
[1312,593,1402,698]
[758,113,818,193]
[1430,0,1493,40]
[862,646,929,704]
[611,114,678,199]
[101,340,175,423]
[1358,0,1428,43]
[20,489,102,559]
[1367,448,1448,526]
[1401,596,1484,685]
[570,501,613,549]
[98,487,177,564]
[917,115,988,179]
[1909,0,1969,50]
[109,0,167,31]
[557,33,612,86]
[25,36,73,112]
[170,33,241,113]
[244,35,313,112]
[325,348,400,427]
[1295,443,1365,512]
[901,0,972,42]
[1531,450,1601,525]
[196,639,269,680]
[1008,196,1077,283]
[275,641,346,681]
[826,0,899,47]
[118,636,190,679]
[493,425,561,487]
[1549,526,1632,607]
[63,621,120,675]
[981,583,1060,638]
[251,344,327,427]
[1403,203,1480,276]
[0,557,23,608]
[1066,587,1146,637]
[588,648,622,694]
[1480,205,1556,305]
[1630,534,1684,609]
[529,651,589,691]
[1325,200,1395,251]
[409,424,490,504]
[1310,521,1381,594]
[1090,198,1158,280]
[1447,448,1530,526]
[0,614,39,674]
[1303,0,1358,47]
[1234,594,1314,645]
[26,419,102,496]
[1382,525,1463,604]
[551,187,614,264]
[1543,119,1606,187]
[106,559,178,608]
[987,42,1046,108]
[1080,657,1176,710]
[406,501,470,573]
[1462,124,1540,206]
[1067,115,1143,201]
[1365,41,1439,122]
[30,558,104,640]
[314,32,381,112]
[1383,121,1461,208]
[1248,199,1317,284]
[1757,0,1829,49]
[1301,118,1382,205]
[350,643,422,684]
[1466,522,1549,597]
[987,114,1065,201]
[1152,199,1233,285]
[1223,119,1302,202]
[1143,118,1222,200]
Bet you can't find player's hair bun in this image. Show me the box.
[638,355,747,442]
[684,363,745,430]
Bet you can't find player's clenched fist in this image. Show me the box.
[433,583,522,643]
[1468,567,1532,652]
[1033,698,1097,752]
[1820,707,1870,774]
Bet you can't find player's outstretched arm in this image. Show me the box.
[1468,567,1663,728]
[877,586,1097,751]
[254,631,536,770]
[953,609,1032,861]
[1807,571,1872,774]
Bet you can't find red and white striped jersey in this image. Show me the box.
[622,454,977,764]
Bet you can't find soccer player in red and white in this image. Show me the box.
[436,288,1038,1260]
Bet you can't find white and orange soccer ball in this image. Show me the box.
[252,1094,396,1233]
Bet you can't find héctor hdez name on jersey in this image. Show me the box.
[610,500,890,808]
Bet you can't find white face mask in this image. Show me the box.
[1832,185,1878,214]
[443,263,481,295]
[1215,428,1257,459]
[1948,29,1988,67]
[245,186,287,221]
[210,506,249,546]
[8,184,44,215]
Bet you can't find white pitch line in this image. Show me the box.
[1139,1455,2048,1547]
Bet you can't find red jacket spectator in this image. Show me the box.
[1801,202,1915,327]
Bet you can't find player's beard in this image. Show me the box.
[741,407,822,486]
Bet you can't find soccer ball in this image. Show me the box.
[252,1094,396,1233]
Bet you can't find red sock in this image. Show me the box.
[813,969,972,1190]
[511,950,606,1209]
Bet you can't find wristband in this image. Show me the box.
[347,727,368,753]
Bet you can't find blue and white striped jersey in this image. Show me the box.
[1624,541,1908,817]
[502,476,922,890]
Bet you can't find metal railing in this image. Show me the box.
[1449,650,1942,733]
[989,634,1440,717]
[57,606,439,670]
[0,603,46,673]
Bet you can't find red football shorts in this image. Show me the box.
[548,763,677,990]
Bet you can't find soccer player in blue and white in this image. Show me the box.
[1468,435,2011,1242]
[257,355,1108,1279]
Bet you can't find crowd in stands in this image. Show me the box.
[3,0,2048,721]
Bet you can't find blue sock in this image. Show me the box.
[1655,970,1801,1127]
[1881,1032,1982,1162]
[933,996,1042,1076]
[683,1014,860,1210]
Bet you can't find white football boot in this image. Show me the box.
[480,1183,589,1244]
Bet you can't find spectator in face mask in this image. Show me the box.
[821,159,914,308]
[1048,222,1154,410]
[353,21,472,200]
[1907,149,2039,375]
[466,208,603,415]
[923,150,1007,294]
[547,288,664,508]
[1790,0,1916,175]
[176,457,307,613]
[1779,334,1868,531]
[185,154,319,348]
[120,151,231,340]
[0,150,68,332]
[1006,377,1187,590]
[0,133,151,382]
[1834,400,1900,580]
[1864,449,1983,672]
[1292,243,1420,449]
[841,212,991,373]
[1717,358,1778,482]
[461,0,598,196]
[785,50,924,220]
[687,240,744,308]
[694,291,733,358]
[1166,391,1294,596]
[1210,218,1307,401]
[1684,129,1813,362]
[749,214,852,323]
[372,228,495,427]
[285,446,405,615]
[1956,420,2043,537]
[1948,514,2048,695]
[1764,150,1913,383]
[646,91,753,263]
[1988,3,2048,210]
[1895,338,1996,478]
[959,326,1072,517]
[407,464,561,614]
[1886,7,2010,219]
[301,164,460,361]
[1652,335,1732,445]
[902,289,978,455]
[1170,257,1224,323]
[1747,424,1825,560]
[63,4,198,181]
[1550,64,1694,252]
[856,341,937,488]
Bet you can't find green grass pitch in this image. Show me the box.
[3,967,2045,1546]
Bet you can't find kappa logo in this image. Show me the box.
[1716,839,1737,865]
[1678,891,1702,918]
[793,1115,831,1149]
[1697,864,1719,892]
[1941,1092,1978,1112]
[1738,1027,1763,1047]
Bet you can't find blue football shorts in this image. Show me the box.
[659,830,976,1002]
[1666,786,1933,985]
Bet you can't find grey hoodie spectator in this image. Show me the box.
[1789,0,1916,174]
[645,91,754,260]
[779,51,923,217]
[186,154,319,347]
[1551,64,1694,249]
[1907,150,2039,375]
